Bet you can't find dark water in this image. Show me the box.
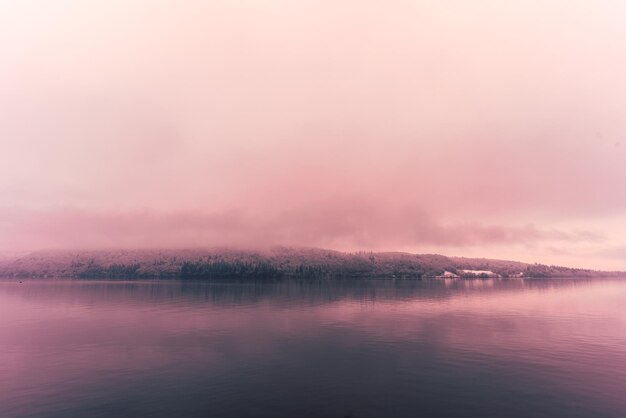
[1,278,626,417]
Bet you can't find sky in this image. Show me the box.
[1,0,626,269]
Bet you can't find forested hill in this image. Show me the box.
[0,247,622,279]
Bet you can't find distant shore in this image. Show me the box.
[1,247,623,280]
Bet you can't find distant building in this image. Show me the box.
[435,271,460,278]
[458,269,501,278]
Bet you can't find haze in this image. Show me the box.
[1,1,625,269]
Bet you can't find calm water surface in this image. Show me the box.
[1,278,625,417]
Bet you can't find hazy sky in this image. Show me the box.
[1,0,626,269]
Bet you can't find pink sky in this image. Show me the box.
[1,1,626,269]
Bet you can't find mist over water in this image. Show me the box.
[3,1,626,269]
[1,278,626,417]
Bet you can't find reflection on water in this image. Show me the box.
[1,278,625,417]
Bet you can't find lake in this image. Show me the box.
[1,278,625,417]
